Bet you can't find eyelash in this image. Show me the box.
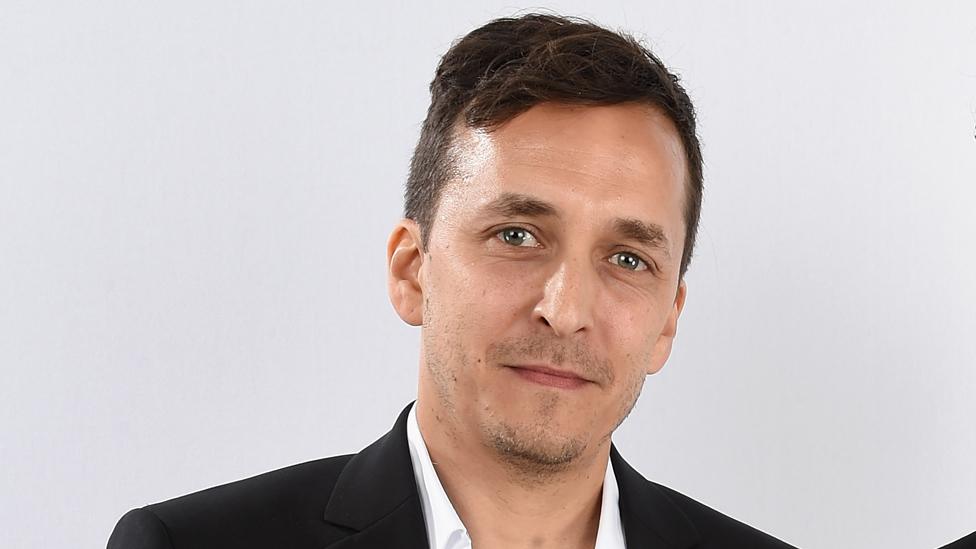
[493,226,656,274]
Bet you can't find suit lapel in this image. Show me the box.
[322,403,429,549]
[321,500,428,549]
[320,404,699,549]
[612,445,700,549]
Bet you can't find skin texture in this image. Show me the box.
[387,102,688,549]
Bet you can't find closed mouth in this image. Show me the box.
[506,364,591,389]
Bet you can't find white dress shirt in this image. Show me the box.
[406,404,627,549]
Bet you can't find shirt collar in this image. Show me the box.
[594,442,627,549]
[407,404,470,549]
[406,403,627,549]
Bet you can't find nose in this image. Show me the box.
[532,257,596,338]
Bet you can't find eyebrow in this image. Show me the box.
[481,192,560,219]
[480,192,672,259]
[613,218,672,259]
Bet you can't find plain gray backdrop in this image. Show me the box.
[1,1,974,548]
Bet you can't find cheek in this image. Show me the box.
[455,254,539,310]
[425,255,527,348]
[606,313,657,403]
[600,303,661,373]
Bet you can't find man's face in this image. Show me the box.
[391,102,687,470]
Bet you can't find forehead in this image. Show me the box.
[441,102,687,244]
[463,102,685,177]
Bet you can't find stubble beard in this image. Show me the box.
[422,296,650,483]
[489,370,646,480]
[482,389,584,474]
[479,345,649,483]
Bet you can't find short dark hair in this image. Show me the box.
[405,13,703,280]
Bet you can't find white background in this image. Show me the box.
[1,2,974,548]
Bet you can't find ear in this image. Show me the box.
[386,219,425,326]
[645,279,687,375]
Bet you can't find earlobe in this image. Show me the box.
[386,219,425,326]
[645,279,688,375]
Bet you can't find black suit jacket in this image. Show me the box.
[941,532,976,549]
[108,403,795,548]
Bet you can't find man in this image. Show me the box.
[108,14,796,549]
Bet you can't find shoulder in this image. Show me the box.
[148,453,354,522]
[649,480,797,548]
[611,445,797,548]
[108,454,355,549]
[940,531,976,549]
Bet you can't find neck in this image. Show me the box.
[416,399,610,549]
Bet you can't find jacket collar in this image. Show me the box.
[612,445,700,548]
[323,402,700,549]
[322,403,428,548]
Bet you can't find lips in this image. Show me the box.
[507,364,591,390]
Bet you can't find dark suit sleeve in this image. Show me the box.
[940,531,976,549]
[107,508,174,549]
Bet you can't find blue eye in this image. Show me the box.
[497,227,539,247]
[610,252,649,271]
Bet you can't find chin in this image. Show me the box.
[485,421,587,470]
[476,399,594,472]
